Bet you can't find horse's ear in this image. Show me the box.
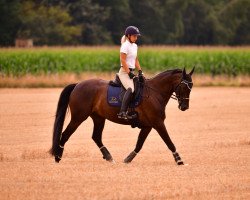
[182,67,187,79]
[189,66,195,76]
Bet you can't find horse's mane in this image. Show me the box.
[149,68,182,80]
[165,69,182,74]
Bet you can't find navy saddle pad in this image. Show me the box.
[107,85,141,107]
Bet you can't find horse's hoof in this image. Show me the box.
[109,159,116,164]
[124,151,137,163]
[55,156,61,163]
[124,159,130,164]
[100,146,114,162]
[104,155,114,162]
[104,156,115,163]
[124,156,134,163]
[177,160,184,165]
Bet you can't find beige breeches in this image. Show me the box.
[118,67,134,93]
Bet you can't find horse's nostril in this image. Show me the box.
[180,105,189,111]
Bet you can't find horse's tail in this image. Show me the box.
[50,83,77,156]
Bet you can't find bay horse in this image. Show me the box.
[50,67,194,165]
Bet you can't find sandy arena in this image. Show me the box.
[0,87,249,199]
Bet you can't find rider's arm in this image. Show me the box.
[135,57,141,71]
[120,53,130,74]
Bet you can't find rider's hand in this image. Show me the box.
[128,71,135,79]
[138,70,144,82]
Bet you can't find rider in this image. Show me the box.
[117,26,144,120]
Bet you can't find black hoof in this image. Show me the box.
[103,155,113,162]
[55,145,64,163]
[100,146,113,162]
[124,158,131,163]
[124,151,137,163]
[177,160,184,165]
[173,152,184,165]
[107,158,115,163]
[55,156,61,163]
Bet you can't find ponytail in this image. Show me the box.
[121,35,127,44]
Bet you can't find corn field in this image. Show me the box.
[0,46,249,77]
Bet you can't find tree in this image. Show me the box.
[47,0,112,44]
[180,0,217,45]
[97,0,132,44]
[0,0,21,46]
[66,0,112,44]
[219,0,250,45]
[18,0,81,45]
[1,0,250,46]
[162,0,187,44]
[129,0,167,44]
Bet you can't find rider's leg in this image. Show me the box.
[117,67,135,119]
[117,88,133,119]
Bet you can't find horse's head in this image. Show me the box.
[174,67,194,111]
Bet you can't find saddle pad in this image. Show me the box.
[107,85,142,108]
[107,85,122,107]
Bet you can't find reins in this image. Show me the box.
[170,94,178,100]
[143,83,177,100]
[143,79,193,101]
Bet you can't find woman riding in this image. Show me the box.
[117,26,144,120]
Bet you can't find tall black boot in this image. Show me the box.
[117,88,133,120]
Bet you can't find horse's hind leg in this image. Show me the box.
[55,119,82,162]
[91,114,114,162]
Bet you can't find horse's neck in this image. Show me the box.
[148,73,181,102]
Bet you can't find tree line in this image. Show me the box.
[0,0,249,46]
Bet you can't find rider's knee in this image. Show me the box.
[127,87,134,93]
[127,87,133,93]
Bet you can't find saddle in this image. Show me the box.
[107,74,144,128]
[108,74,143,107]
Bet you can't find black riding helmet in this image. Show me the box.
[125,26,141,36]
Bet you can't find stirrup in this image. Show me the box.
[117,111,128,119]
[126,112,137,119]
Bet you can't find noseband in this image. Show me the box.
[171,79,193,101]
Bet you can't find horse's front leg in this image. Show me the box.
[124,127,152,163]
[154,121,184,165]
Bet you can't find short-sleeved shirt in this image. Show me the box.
[120,40,138,69]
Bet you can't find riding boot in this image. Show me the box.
[117,88,133,120]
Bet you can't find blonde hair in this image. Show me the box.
[121,35,127,44]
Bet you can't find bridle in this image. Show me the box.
[171,79,193,101]
[143,78,193,101]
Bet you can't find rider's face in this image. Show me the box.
[129,35,138,43]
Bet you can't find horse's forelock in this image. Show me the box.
[182,71,193,82]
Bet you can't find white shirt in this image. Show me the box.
[120,40,138,69]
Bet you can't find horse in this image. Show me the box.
[50,67,194,165]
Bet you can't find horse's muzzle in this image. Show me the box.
[178,104,189,111]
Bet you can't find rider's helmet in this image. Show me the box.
[125,26,141,36]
